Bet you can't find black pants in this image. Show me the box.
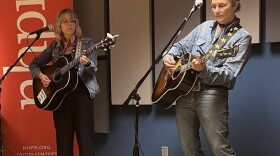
[53,77,95,156]
[176,88,235,156]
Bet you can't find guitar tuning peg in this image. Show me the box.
[107,33,113,38]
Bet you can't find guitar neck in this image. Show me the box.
[179,47,235,73]
[54,33,118,76]
[60,45,98,75]
[201,51,213,63]
[59,58,79,75]
[180,52,212,73]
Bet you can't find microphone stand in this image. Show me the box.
[0,33,42,154]
[0,33,41,84]
[122,6,200,156]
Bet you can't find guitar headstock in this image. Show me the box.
[213,45,239,58]
[96,33,119,51]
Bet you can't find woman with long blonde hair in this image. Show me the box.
[29,8,99,155]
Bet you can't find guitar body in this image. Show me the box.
[152,53,198,109]
[151,46,239,109]
[32,56,78,111]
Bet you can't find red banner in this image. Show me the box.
[0,1,74,155]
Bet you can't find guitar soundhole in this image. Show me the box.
[53,68,62,83]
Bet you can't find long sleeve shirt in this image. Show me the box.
[165,17,252,89]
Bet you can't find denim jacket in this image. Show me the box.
[165,17,252,89]
[29,37,100,99]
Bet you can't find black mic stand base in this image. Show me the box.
[132,93,140,156]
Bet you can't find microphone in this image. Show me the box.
[29,24,54,35]
[191,0,203,12]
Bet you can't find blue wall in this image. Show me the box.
[95,43,280,156]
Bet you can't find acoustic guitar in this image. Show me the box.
[32,33,118,111]
[151,45,238,109]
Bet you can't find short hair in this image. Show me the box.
[230,0,241,12]
[54,8,83,45]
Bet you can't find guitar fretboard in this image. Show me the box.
[178,46,237,74]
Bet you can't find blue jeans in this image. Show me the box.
[175,88,235,156]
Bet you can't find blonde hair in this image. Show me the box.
[54,8,83,45]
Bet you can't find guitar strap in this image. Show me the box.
[208,23,242,54]
[75,39,83,59]
[193,23,242,91]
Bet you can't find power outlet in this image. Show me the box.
[161,146,168,156]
